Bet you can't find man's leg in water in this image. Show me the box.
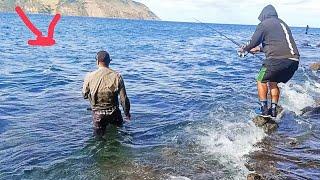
[92,111,107,138]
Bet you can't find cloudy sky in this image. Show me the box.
[136,0,319,27]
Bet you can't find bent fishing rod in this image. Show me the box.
[194,18,263,61]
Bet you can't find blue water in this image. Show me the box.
[0,13,320,179]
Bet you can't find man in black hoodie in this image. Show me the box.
[239,5,300,117]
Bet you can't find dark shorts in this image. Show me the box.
[92,108,123,136]
[256,59,299,83]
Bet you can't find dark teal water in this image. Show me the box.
[0,13,320,179]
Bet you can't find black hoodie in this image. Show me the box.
[244,5,300,63]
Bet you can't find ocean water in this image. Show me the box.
[0,13,319,179]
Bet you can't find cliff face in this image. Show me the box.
[0,0,159,20]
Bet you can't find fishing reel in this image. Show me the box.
[237,41,250,58]
[237,50,248,58]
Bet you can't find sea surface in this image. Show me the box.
[0,13,320,180]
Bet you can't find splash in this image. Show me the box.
[280,82,316,114]
[198,120,266,177]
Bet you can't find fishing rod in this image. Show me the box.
[194,18,263,61]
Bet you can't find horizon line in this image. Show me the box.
[0,11,319,29]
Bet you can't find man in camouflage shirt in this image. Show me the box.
[83,50,131,136]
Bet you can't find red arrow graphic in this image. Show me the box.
[15,6,61,46]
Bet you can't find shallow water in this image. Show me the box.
[0,13,320,179]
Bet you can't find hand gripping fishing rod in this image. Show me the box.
[194,18,263,61]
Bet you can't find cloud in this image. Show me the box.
[281,0,311,5]
[136,0,320,27]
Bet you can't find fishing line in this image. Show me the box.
[194,18,263,61]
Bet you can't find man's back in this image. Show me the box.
[260,17,299,61]
[83,67,129,113]
[243,4,300,62]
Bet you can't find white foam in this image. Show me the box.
[306,80,320,94]
[189,37,216,46]
[167,175,191,180]
[197,120,266,178]
[280,82,316,114]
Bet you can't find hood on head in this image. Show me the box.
[258,5,278,22]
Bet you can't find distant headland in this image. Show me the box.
[0,0,159,20]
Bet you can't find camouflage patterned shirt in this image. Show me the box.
[82,67,130,115]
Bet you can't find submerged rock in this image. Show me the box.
[161,147,180,160]
[301,106,320,116]
[302,99,320,115]
[262,121,278,134]
[317,44,320,48]
[253,116,278,133]
[252,116,269,127]
[245,163,255,171]
[301,106,314,114]
[191,173,215,180]
[247,173,263,180]
[310,62,320,71]
[288,138,299,146]
[252,106,283,133]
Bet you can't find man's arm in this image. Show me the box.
[82,74,90,99]
[118,75,131,120]
[243,23,264,52]
[250,46,262,54]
